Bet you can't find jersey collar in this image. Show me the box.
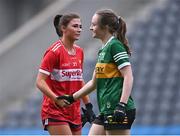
[101,36,114,49]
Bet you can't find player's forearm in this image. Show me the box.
[120,74,133,104]
[82,95,90,104]
[36,79,57,101]
[73,80,96,100]
[81,80,91,104]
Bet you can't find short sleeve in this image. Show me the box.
[111,42,130,69]
[39,51,58,75]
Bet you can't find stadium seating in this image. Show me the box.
[128,0,180,126]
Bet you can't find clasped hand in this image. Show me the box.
[55,95,74,107]
[56,94,96,126]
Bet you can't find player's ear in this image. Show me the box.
[105,25,110,31]
[61,25,66,33]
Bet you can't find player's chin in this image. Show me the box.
[91,33,97,38]
[74,37,80,41]
[92,34,97,38]
[74,35,80,40]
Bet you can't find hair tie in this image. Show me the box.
[117,16,121,24]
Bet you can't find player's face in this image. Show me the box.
[90,14,105,40]
[63,18,82,41]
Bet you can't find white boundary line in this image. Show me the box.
[0,0,75,56]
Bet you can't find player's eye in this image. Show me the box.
[72,24,82,29]
[91,23,96,27]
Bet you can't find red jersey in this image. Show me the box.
[39,40,84,125]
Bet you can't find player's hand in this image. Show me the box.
[84,103,96,123]
[55,98,70,107]
[56,95,75,105]
[81,111,88,127]
[113,102,126,122]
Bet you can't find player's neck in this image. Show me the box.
[101,33,113,45]
[61,37,76,55]
[61,37,74,50]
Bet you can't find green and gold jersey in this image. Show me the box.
[95,36,135,115]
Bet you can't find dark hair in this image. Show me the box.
[53,13,80,37]
[96,9,131,55]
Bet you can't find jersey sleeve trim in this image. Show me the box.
[118,62,131,69]
[113,52,129,62]
[39,69,50,75]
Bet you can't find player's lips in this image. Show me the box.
[75,34,80,37]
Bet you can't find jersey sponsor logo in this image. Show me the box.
[61,69,82,78]
[51,69,83,82]
[95,63,122,78]
[96,66,104,74]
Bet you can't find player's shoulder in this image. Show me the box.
[50,40,63,52]
[110,38,122,45]
[43,40,62,57]
[110,38,126,51]
[74,44,83,52]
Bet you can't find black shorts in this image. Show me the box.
[42,118,82,132]
[93,109,136,130]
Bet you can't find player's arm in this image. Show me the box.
[36,72,67,107]
[113,65,133,122]
[119,65,133,104]
[81,95,90,104]
[57,70,96,103]
[36,72,57,101]
[80,81,90,104]
[73,70,96,100]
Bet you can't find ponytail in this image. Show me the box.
[116,17,131,56]
[53,14,63,37]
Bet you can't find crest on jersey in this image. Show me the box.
[98,52,105,61]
